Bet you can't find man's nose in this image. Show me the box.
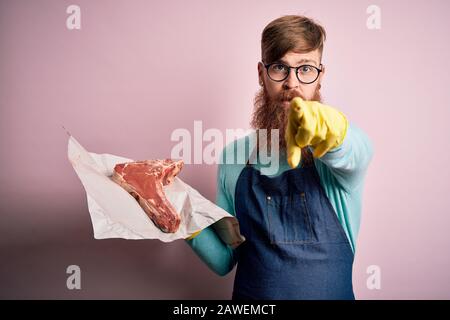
[283,68,300,89]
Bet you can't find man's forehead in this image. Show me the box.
[277,50,320,66]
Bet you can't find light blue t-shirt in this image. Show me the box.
[185,122,374,276]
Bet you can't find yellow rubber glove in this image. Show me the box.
[185,230,202,240]
[285,97,349,168]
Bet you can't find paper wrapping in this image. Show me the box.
[67,136,245,248]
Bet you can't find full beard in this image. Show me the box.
[250,85,322,160]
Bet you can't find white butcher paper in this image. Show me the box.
[67,135,245,248]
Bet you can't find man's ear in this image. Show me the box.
[318,64,325,84]
[257,62,264,85]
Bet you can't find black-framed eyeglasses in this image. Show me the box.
[263,62,323,84]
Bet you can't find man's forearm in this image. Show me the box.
[313,122,374,192]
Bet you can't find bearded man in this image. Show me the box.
[185,15,374,300]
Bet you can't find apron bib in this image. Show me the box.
[232,144,355,300]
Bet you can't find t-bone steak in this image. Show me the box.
[111,159,184,233]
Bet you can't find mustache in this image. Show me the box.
[279,91,304,102]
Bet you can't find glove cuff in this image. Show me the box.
[185,230,202,240]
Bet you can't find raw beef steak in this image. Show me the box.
[111,159,184,233]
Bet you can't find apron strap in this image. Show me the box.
[246,129,260,166]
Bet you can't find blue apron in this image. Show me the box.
[232,145,355,300]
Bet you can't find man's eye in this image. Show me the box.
[273,64,286,71]
[300,66,312,73]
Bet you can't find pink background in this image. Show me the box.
[1,0,449,299]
